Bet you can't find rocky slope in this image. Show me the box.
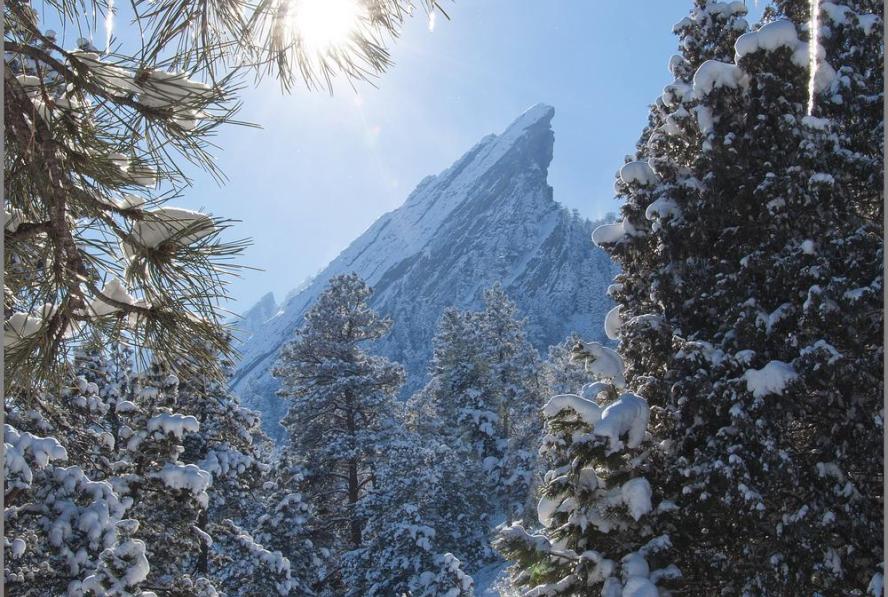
[231,104,618,438]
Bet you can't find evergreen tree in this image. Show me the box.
[254,455,326,593]
[3,350,204,595]
[209,519,295,596]
[479,284,546,523]
[273,273,405,586]
[4,0,442,385]
[591,0,882,593]
[495,353,677,595]
[172,347,283,594]
[541,334,600,398]
[4,422,148,595]
[415,306,494,459]
[411,286,545,524]
[342,427,475,596]
[118,361,215,593]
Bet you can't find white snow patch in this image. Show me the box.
[620,161,659,187]
[575,342,626,388]
[542,394,602,426]
[151,463,211,507]
[693,60,746,96]
[604,306,623,340]
[581,381,613,401]
[537,492,565,528]
[127,207,216,253]
[5,305,54,348]
[147,413,199,439]
[644,197,682,222]
[621,477,653,520]
[744,361,798,398]
[10,538,26,558]
[592,220,637,247]
[594,393,649,453]
[802,115,831,130]
[623,576,658,597]
[735,19,799,59]
[88,277,136,317]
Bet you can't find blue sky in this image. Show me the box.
[172,1,758,312]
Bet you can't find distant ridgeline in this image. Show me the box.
[231,104,619,440]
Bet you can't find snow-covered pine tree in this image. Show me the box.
[273,273,405,587]
[495,341,679,595]
[171,347,284,594]
[4,422,149,595]
[409,287,545,524]
[115,361,215,593]
[341,426,475,596]
[411,306,493,457]
[593,0,883,593]
[208,519,295,596]
[478,284,546,523]
[254,454,325,594]
[541,334,601,398]
[4,0,443,385]
[3,345,150,594]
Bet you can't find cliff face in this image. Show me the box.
[232,104,618,438]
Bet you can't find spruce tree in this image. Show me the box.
[341,427,475,596]
[273,273,405,586]
[495,351,678,595]
[171,347,282,594]
[411,287,545,524]
[254,455,325,594]
[592,0,882,593]
[541,334,600,398]
[479,284,546,523]
[118,361,215,593]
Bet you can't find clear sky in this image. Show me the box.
[176,1,761,312]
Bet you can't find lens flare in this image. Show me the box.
[807,0,820,115]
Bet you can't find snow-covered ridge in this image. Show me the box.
[231,104,617,438]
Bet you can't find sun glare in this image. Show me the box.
[291,0,364,55]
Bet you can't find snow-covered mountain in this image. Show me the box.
[231,104,618,438]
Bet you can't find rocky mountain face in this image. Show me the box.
[231,104,618,439]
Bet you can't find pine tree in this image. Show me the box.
[3,344,147,594]
[4,422,149,595]
[209,519,295,596]
[495,352,678,595]
[341,427,475,596]
[254,454,326,593]
[4,0,443,385]
[414,306,494,459]
[541,334,600,398]
[411,287,545,524]
[273,273,405,586]
[592,0,882,593]
[118,361,215,593]
[479,284,546,523]
[146,345,289,594]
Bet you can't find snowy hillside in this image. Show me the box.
[231,104,618,437]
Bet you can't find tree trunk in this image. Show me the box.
[197,509,208,574]
[348,457,361,548]
[345,392,362,548]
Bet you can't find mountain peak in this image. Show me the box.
[504,103,555,133]
[232,104,615,439]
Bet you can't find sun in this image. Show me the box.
[290,0,365,55]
